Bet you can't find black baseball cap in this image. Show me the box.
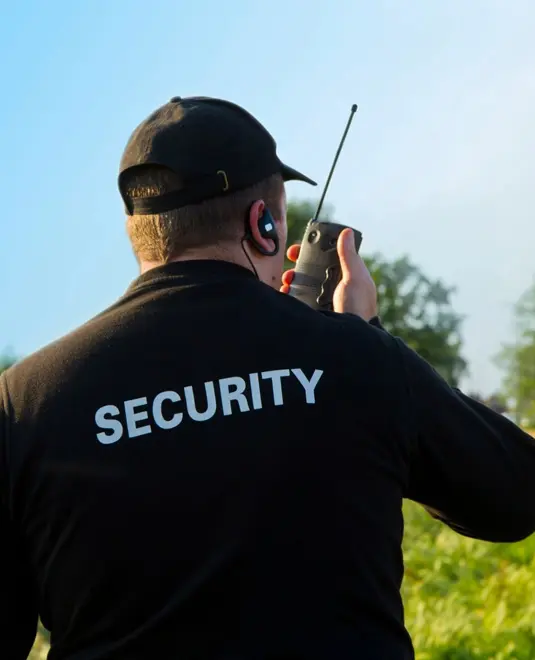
[118,96,317,215]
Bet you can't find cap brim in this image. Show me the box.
[280,163,317,186]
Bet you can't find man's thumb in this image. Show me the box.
[337,228,358,282]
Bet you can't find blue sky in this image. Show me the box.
[2,0,534,394]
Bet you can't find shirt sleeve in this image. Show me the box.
[395,338,535,543]
[0,374,39,659]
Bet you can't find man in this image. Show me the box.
[2,96,535,660]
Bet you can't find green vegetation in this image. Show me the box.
[496,278,535,427]
[402,501,535,659]
[0,352,16,374]
[29,628,49,659]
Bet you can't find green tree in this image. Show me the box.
[485,392,508,414]
[286,200,467,386]
[366,253,466,386]
[0,352,16,374]
[467,391,508,414]
[496,278,535,426]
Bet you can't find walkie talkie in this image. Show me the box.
[288,104,362,311]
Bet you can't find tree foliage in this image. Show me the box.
[496,278,535,426]
[366,253,466,386]
[286,200,467,386]
[0,352,16,375]
[468,391,509,414]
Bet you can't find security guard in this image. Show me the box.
[2,96,535,660]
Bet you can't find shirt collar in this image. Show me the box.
[125,259,257,295]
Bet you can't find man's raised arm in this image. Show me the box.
[396,338,535,543]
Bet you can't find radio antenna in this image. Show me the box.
[314,103,358,221]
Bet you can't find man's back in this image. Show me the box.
[6,92,534,660]
[2,260,418,659]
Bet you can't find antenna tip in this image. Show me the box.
[351,104,358,112]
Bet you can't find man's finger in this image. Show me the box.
[281,269,295,286]
[286,244,300,263]
[337,228,359,283]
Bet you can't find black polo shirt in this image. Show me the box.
[2,260,535,659]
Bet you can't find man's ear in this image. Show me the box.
[247,199,277,255]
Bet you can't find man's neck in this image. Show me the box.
[139,247,251,276]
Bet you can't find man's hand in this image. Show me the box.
[280,228,378,320]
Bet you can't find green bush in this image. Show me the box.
[29,501,535,659]
[402,501,535,659]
